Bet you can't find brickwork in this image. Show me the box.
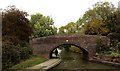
[30,34,110,60]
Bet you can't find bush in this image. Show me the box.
[110,39,119,47]
[108,33,120,42]
[19,46,32,60]
[2,40,32,69]
[110,53,120,58]
[96,38,110,52]
[2,41,21,69]
[116,42,120,51]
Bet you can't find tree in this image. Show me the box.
[92,1,116,21]
[85,18,109,35]
[30,13,57,38]
[106,10,120,41]
[2,6,33,44]
[58,22,76,34]
[76,18,86,34]
[106,10,120,33]
[2,6,33,69]
[58,26,66,34]
[76,1,116,35]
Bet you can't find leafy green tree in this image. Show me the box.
[106,10,120,33]
[75,18,86,34]
[2,6,33,44]
[30,13,57,37]
[58,26,66,34]
[58,22,76,34]
[92,1,115,20]
[76,1,116,35]
[106,10,120,43]
[85,18,109,35]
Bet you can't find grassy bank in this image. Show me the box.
[10,55,48,70]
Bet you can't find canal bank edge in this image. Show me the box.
[43,59,61,70]
[25,59,61,71]
[89,58,120,69]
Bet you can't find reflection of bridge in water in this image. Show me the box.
[30,34,110,60]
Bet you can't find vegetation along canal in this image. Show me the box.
[49,46,119,71]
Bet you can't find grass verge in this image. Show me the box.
[10,55,48,70]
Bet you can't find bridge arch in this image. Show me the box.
[30,34,110,60]
[49,43,89,59]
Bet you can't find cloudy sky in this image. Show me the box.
[0,0,120,28]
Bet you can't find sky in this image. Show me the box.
[0,0,120,28]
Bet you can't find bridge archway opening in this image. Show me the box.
[49,44,88,60]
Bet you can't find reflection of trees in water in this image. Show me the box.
[50,46,118,69]
[59,50,83,60]
[50,50,117,70]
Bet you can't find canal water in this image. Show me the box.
[49,50,119,71]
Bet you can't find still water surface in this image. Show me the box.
[49,50,118,71]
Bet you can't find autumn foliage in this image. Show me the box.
[2,6,33,69]
[2,6,33,44]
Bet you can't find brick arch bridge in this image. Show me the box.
[30,34,110,60]
[49,44,89,59]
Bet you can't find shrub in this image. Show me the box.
[111,53,120,58]
[116,42,120,51]
[2,41,21,69]
[108,33,120,42]
[110,39,119,47]
[96,38,110,52]
[19,46,32,60]
[2,40,32,69]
